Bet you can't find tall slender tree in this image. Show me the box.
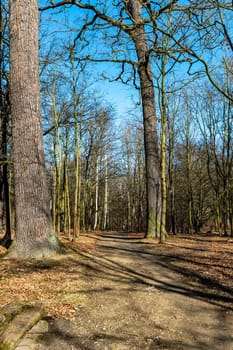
[0,1,11,248]
[126,0,161,238]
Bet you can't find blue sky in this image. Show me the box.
[39,0,233,127]
[39,2,141,125]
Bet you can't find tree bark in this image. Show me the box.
[103,154,108,230]
[128,0,161,238]
[8,0,60,258]
[159,55,167,243]
[51,84,62,236]
[167,113,176,235]
[93,157,99,231]
[71,49,81,239]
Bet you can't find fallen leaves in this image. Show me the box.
[0,234,97,320]
[0,232,233,320]
[165,234,233,295]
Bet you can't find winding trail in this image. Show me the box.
[41,232,233,350]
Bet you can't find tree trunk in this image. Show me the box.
[94,157,99,231]
[184,114,193,235]
[103,154,108,230]
[168,112,176,235]
[8,0,60,258]
[51,85,62,236]
[52,124,57,234]
[71,49,81,240]
[63,127,71,239]
[0,3,11,248]
[159,55,167,243]
[1,105,12,248]
[128,0,161,238]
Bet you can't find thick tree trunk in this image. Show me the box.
[8,0,60,258]
[128,0,161,238]
[140,64,161,238]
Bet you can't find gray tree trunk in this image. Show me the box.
[128,0,161,238]
[8,0,60,258]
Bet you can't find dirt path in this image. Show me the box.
[39,232,233,350]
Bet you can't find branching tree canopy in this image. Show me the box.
[38,0,232,239]
[1,0,231,249]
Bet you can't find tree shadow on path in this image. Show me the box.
[74,232,233,311]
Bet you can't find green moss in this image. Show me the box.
[58,291,89,306]
[146,214,161,239]
[0,303,44,350]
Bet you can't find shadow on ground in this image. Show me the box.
[3,232,233,350]
[72,232,233,311]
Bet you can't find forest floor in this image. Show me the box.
[1,232,233,349]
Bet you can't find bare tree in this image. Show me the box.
[0,1,11,248]
[39,0,171,238]
[39,0,232,238]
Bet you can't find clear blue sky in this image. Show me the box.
[39,1,141,124]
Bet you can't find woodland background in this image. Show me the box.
[0,0,232,243]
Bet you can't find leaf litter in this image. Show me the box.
[0,232,233,320]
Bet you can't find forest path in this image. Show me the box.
[40,232,233,350]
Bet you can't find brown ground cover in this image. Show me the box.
[0,232,233,349]
[0,233,233,317]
